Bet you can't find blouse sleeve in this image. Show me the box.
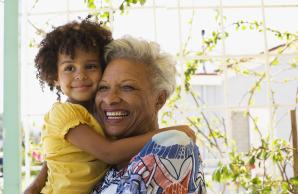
[44,102,92,140]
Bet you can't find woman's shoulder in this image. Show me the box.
[152,130,192,145]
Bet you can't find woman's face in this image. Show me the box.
[95,58,164,138]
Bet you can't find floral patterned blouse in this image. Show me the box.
[92,130,206,194]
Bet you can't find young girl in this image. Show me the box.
[32,19,188,194]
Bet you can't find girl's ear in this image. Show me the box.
[155,90,167,111]
[54,80,59,86]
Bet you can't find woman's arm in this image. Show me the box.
[65,124,194,164]
[23,162,48,194]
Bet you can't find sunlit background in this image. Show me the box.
[1,0,298,193]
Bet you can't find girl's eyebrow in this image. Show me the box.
[59,59,99,65]
[85,60,100,63]
[58,60,74,65]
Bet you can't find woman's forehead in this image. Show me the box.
[103,58,149,79]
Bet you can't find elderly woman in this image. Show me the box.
[24,36,206,194]
[92,36,206,193]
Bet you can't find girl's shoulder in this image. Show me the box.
[51,102,88,114]
[44,102,95,131]
[46,102,91,121]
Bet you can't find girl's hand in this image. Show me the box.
[23,162,47,194]
[23,186,40,194]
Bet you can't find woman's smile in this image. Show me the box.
[105,110,129,121]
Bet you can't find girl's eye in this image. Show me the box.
[64,65,75,72]
[86,63,98,70]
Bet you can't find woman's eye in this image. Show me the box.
[122,85,135,91]
[97,85,109,92]
[86,63,98,70]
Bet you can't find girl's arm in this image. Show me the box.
[65,124,194,164]
[23,162,48,194]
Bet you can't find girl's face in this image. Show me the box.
[55,49,101,104]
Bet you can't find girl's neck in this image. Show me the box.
[66,98,95,114]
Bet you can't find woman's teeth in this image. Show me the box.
[105,111,128,119]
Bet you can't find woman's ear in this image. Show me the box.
[155,90,167,111]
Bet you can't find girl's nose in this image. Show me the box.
[75,71,87,80]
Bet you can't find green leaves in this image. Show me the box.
[84,0,148,23]
[202,30,226,51]
[251,177,261,185]
[212,163,233,183]
[289,177,298,187]
[211,137,296,193]
[84,0,96,9]
[188,116,201,127]
[290,56,298,69]
[120,0,147,14]
[209,129,224,139]
[271,58,279,66]
[184,59,199,91]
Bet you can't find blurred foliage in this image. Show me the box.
[166,6,298,194]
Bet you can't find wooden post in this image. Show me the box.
[291,109,298,177]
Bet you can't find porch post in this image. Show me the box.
[3,0,21,193]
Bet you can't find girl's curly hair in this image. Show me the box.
[35,19,112,100]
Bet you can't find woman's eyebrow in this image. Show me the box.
[121,79,138,83]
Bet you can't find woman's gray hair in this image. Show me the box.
[104,36,177,99]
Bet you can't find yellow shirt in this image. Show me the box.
[41,102,108,194]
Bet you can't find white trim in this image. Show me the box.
[190,74,223,86]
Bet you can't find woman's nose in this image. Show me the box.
[101,90,121,105]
